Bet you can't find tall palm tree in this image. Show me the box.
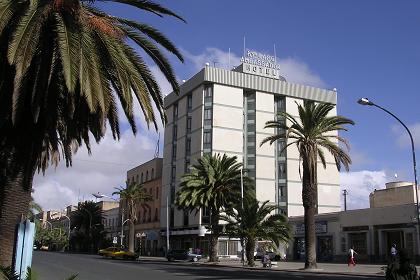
[261,100,354,269]
[176,153,252,262]
[0,0,184,266]
[113,181,152,252]
[221,198,292,267]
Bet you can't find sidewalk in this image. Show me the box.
[137,256,389,277]
[207,260,390,277]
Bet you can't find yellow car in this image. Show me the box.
[99,247,137,260]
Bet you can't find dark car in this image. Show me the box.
[167,249,201,262]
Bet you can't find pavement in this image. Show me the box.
[32,251,387,280]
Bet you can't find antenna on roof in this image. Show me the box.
[154,133,160,158]
[243,36,246,58]
[228,48,231,70]
[274,43,277,65]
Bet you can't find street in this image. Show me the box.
[33,252,381,280]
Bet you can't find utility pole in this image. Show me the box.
[343,189,348,211]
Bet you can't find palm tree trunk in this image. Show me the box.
[0,150,35,267]
[302,148,318,269]
[128,223,135,252]
[245,238,255,267]
[208,209,219,262]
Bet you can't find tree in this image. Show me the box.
[71,201,104,253]
[261,100,354,269]
[113,181,152,252]
[27,196,42,219]
[0,0,184,266]
[176,153,252,262]
[221,198,291,267]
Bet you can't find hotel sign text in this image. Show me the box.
[240,49,281,79]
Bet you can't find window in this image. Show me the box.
[276,97,285,111]
[173,125,178,140]
[136,175,139,183]
[202,207,210,224]
[173,104,178,119]
[183,210,189,226]
[154,208,158,221]
[151,168,154,179]
[186,117,192,133]
[172,144,177,158]
[171,166,176,182]
[156,187,159,199]
[148,209,152,222]
[203,131,211,144]
[278,163,287,179]
[187,95,192,112]
[186,138,191,154]
[204,109,212,120]
[140,173,143,183]
[185,160,190,173]
[204,86,213,98]
[278,140,286,156]
[146,171,149,181]
[170,208,174,227]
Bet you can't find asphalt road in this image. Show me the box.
[33,252,380,280]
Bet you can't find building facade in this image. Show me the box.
[288,181,420,262]
[125,158,163,256]
[160,57,342,256]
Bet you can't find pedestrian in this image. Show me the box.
[348,246,358,266]
[390,244,398,263]
[386,249,418,280]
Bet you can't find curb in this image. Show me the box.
[193,262,386,278]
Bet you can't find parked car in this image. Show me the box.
[254,251,281,261]
[167,249,201,262]
[99,247,137,260]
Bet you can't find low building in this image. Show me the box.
[288,181,420,263]
[103,207,120,244]
[125,158,163,256]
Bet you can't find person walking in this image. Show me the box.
[348,246,358,266]
[390,244,398,263]
[386,249,418,280]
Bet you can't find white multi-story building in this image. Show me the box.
[160,52,341,255]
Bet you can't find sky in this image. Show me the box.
[33,0,420,211]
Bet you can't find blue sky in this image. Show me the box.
[34,1,420,210]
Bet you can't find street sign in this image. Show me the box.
[113,237,118,244]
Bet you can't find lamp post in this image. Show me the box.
[45,220,53,231]
[240,168,245,266]
[120,209,131,248]
[60,213,71,250]
[357,97,419,250]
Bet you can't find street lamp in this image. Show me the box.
[60,213,71,250]
[45,220,53,231]
[357,97,419,246]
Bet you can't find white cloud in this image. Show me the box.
[392,122,420,149]
[340,170,390,210]
[33,128,157,210]
[181,47,326,88]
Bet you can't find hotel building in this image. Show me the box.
[160,54,341,255]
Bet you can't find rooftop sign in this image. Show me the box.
[240,49,281,79]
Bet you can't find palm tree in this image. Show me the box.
[0,0,184,266]
[261,100,354,269]
[176,153,252,262]
[221,198,291,267]
[71,201,104,252]
[113,181,152,252]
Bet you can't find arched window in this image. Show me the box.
[154,208,158,221]
[146,171,149,181]
[151,168,154,179]
[141,173,143,183]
